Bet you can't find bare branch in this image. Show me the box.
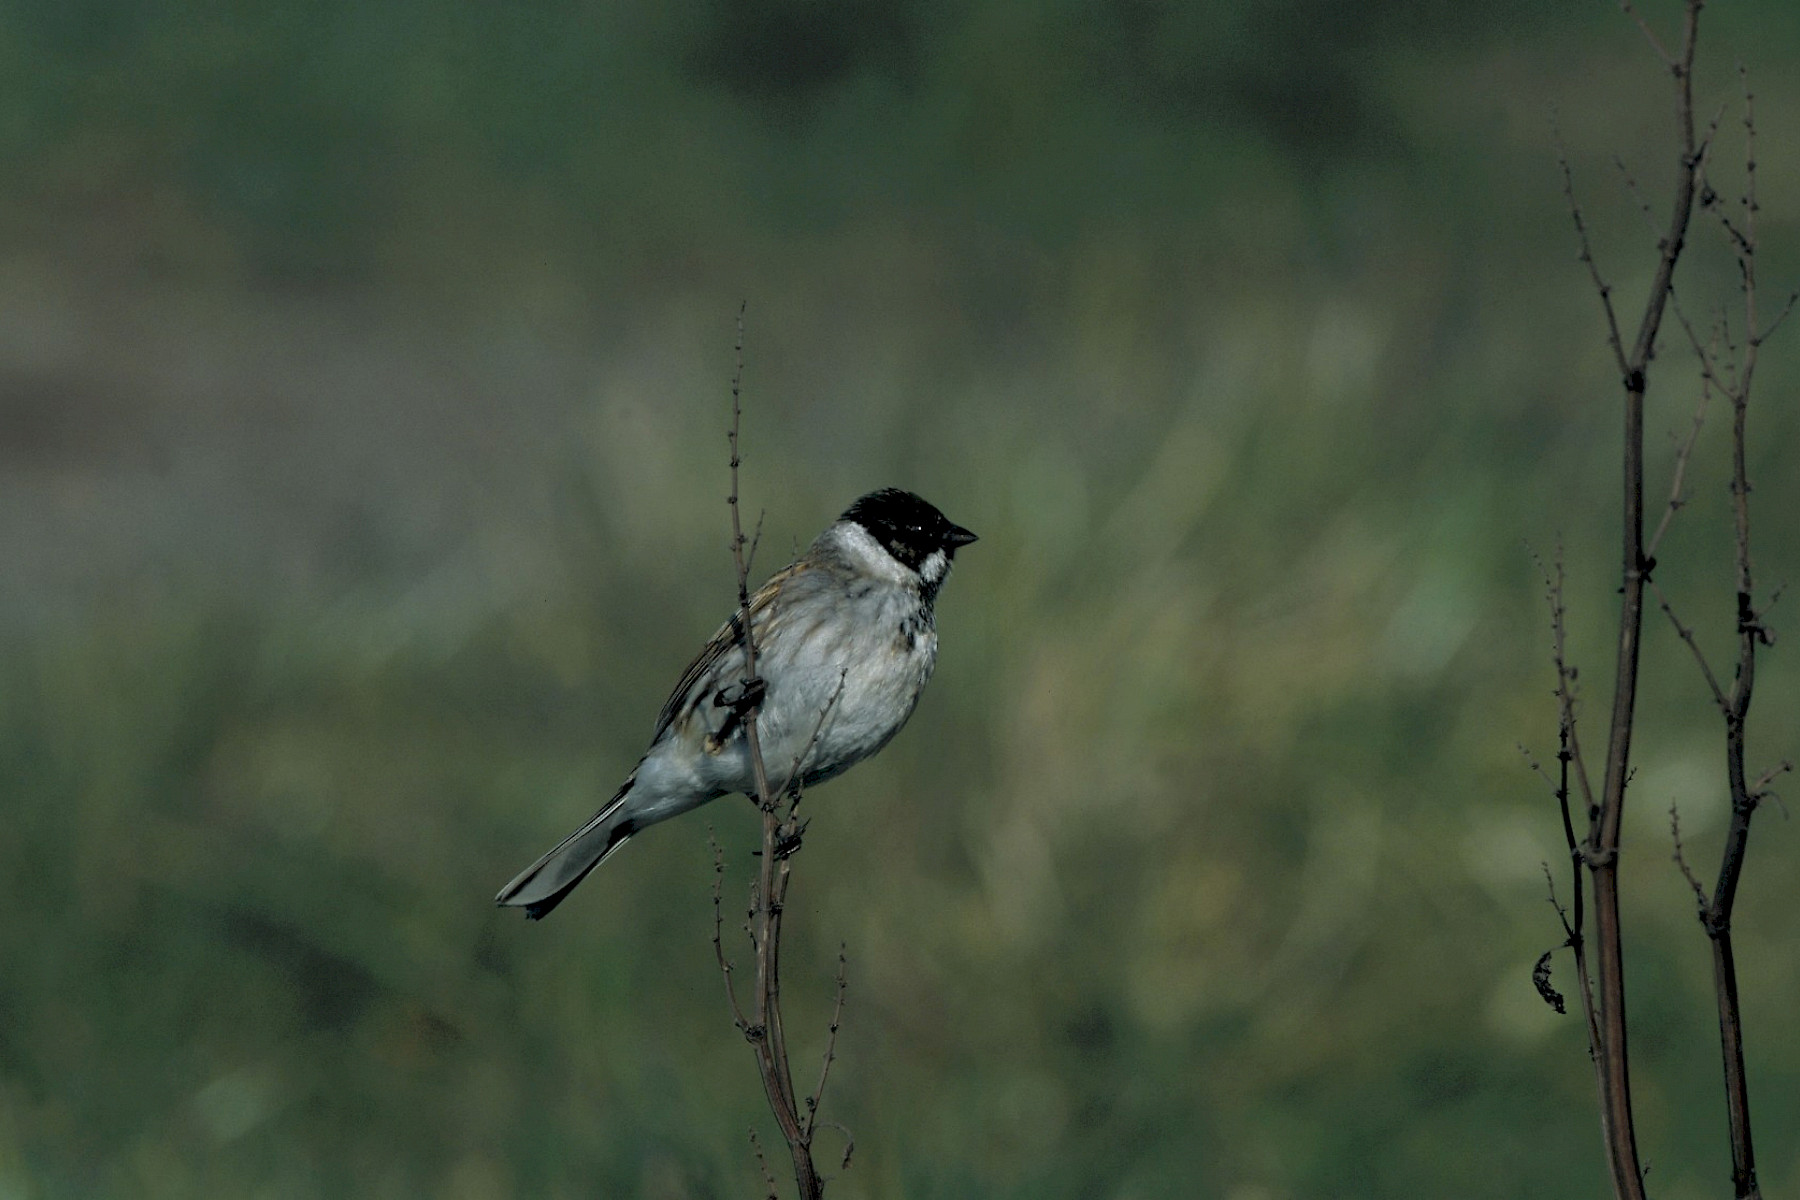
[1748,759,1792,801]
[1618,0,1676,67]
[1541,861,1574,940]
[716,309,842,1200]
[1563,5,1705,1196]
[1756,290,1799,345]
[1526,555,1604,1062]
[1533,544,1598,823]
[1544,13,1787,1200]
[1556,132,1631,377]
[1681,63,1778,1200]
[1669,803,1709,912]
[1706,195,1753,262]
[1558,688,1603,1055]
[749,1129,780,1200]
[1650,579,1729,713]
[1733,67,1765,438]
[711,830,750,1035]
[1612,154,1663,239]
[1520,743,1558,796]
[805,944,850,1137]
[1669,292,1734,397]
[777,671,849,804]
[745,509,767,585]
[1645,375,1711,561]
[1616,97,1721,241]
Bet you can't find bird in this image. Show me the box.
[495,488,977,919]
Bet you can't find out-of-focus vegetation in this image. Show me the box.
[4,2,1800,1196]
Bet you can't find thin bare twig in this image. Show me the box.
[1748,760,1792,800]
[712,830,750,1034]
[1649,579,1729,713]
[745,509,767,586]
[1524,549,1605,1070]
[777,671,849,806]
[805,944,850,1137]
[1557,679,1603,1063]
[1669,803,1709,911]
[1619,0,1676,66]
[1534,544,1598,822]
[1520,742,1559,798]
[1613,155,1663,240]
[1540,860,1574,940]
[1669,294,1732,395]
[1757,290,1799,344]
[1645,374,1711,561]
[749,1129,780,1200]
[1556,132,1630,378]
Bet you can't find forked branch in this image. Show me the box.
[1667,66,1789,1200]
[716,308,851,1200]
[1544,3,1707,1196]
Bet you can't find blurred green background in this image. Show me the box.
[5,1,1800,1196]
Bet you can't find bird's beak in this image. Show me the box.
[944,524,979,550]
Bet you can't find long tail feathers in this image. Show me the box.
[494,783,636,920]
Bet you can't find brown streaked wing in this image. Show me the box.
[650,564,799,743]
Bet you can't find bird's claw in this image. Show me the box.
[708,678,769,752]
[715,677,767,716]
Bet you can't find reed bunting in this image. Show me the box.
[495,488,977,919]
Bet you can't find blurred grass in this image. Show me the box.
[4,1,1800,1197]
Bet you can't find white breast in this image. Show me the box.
[754,574,937,789]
